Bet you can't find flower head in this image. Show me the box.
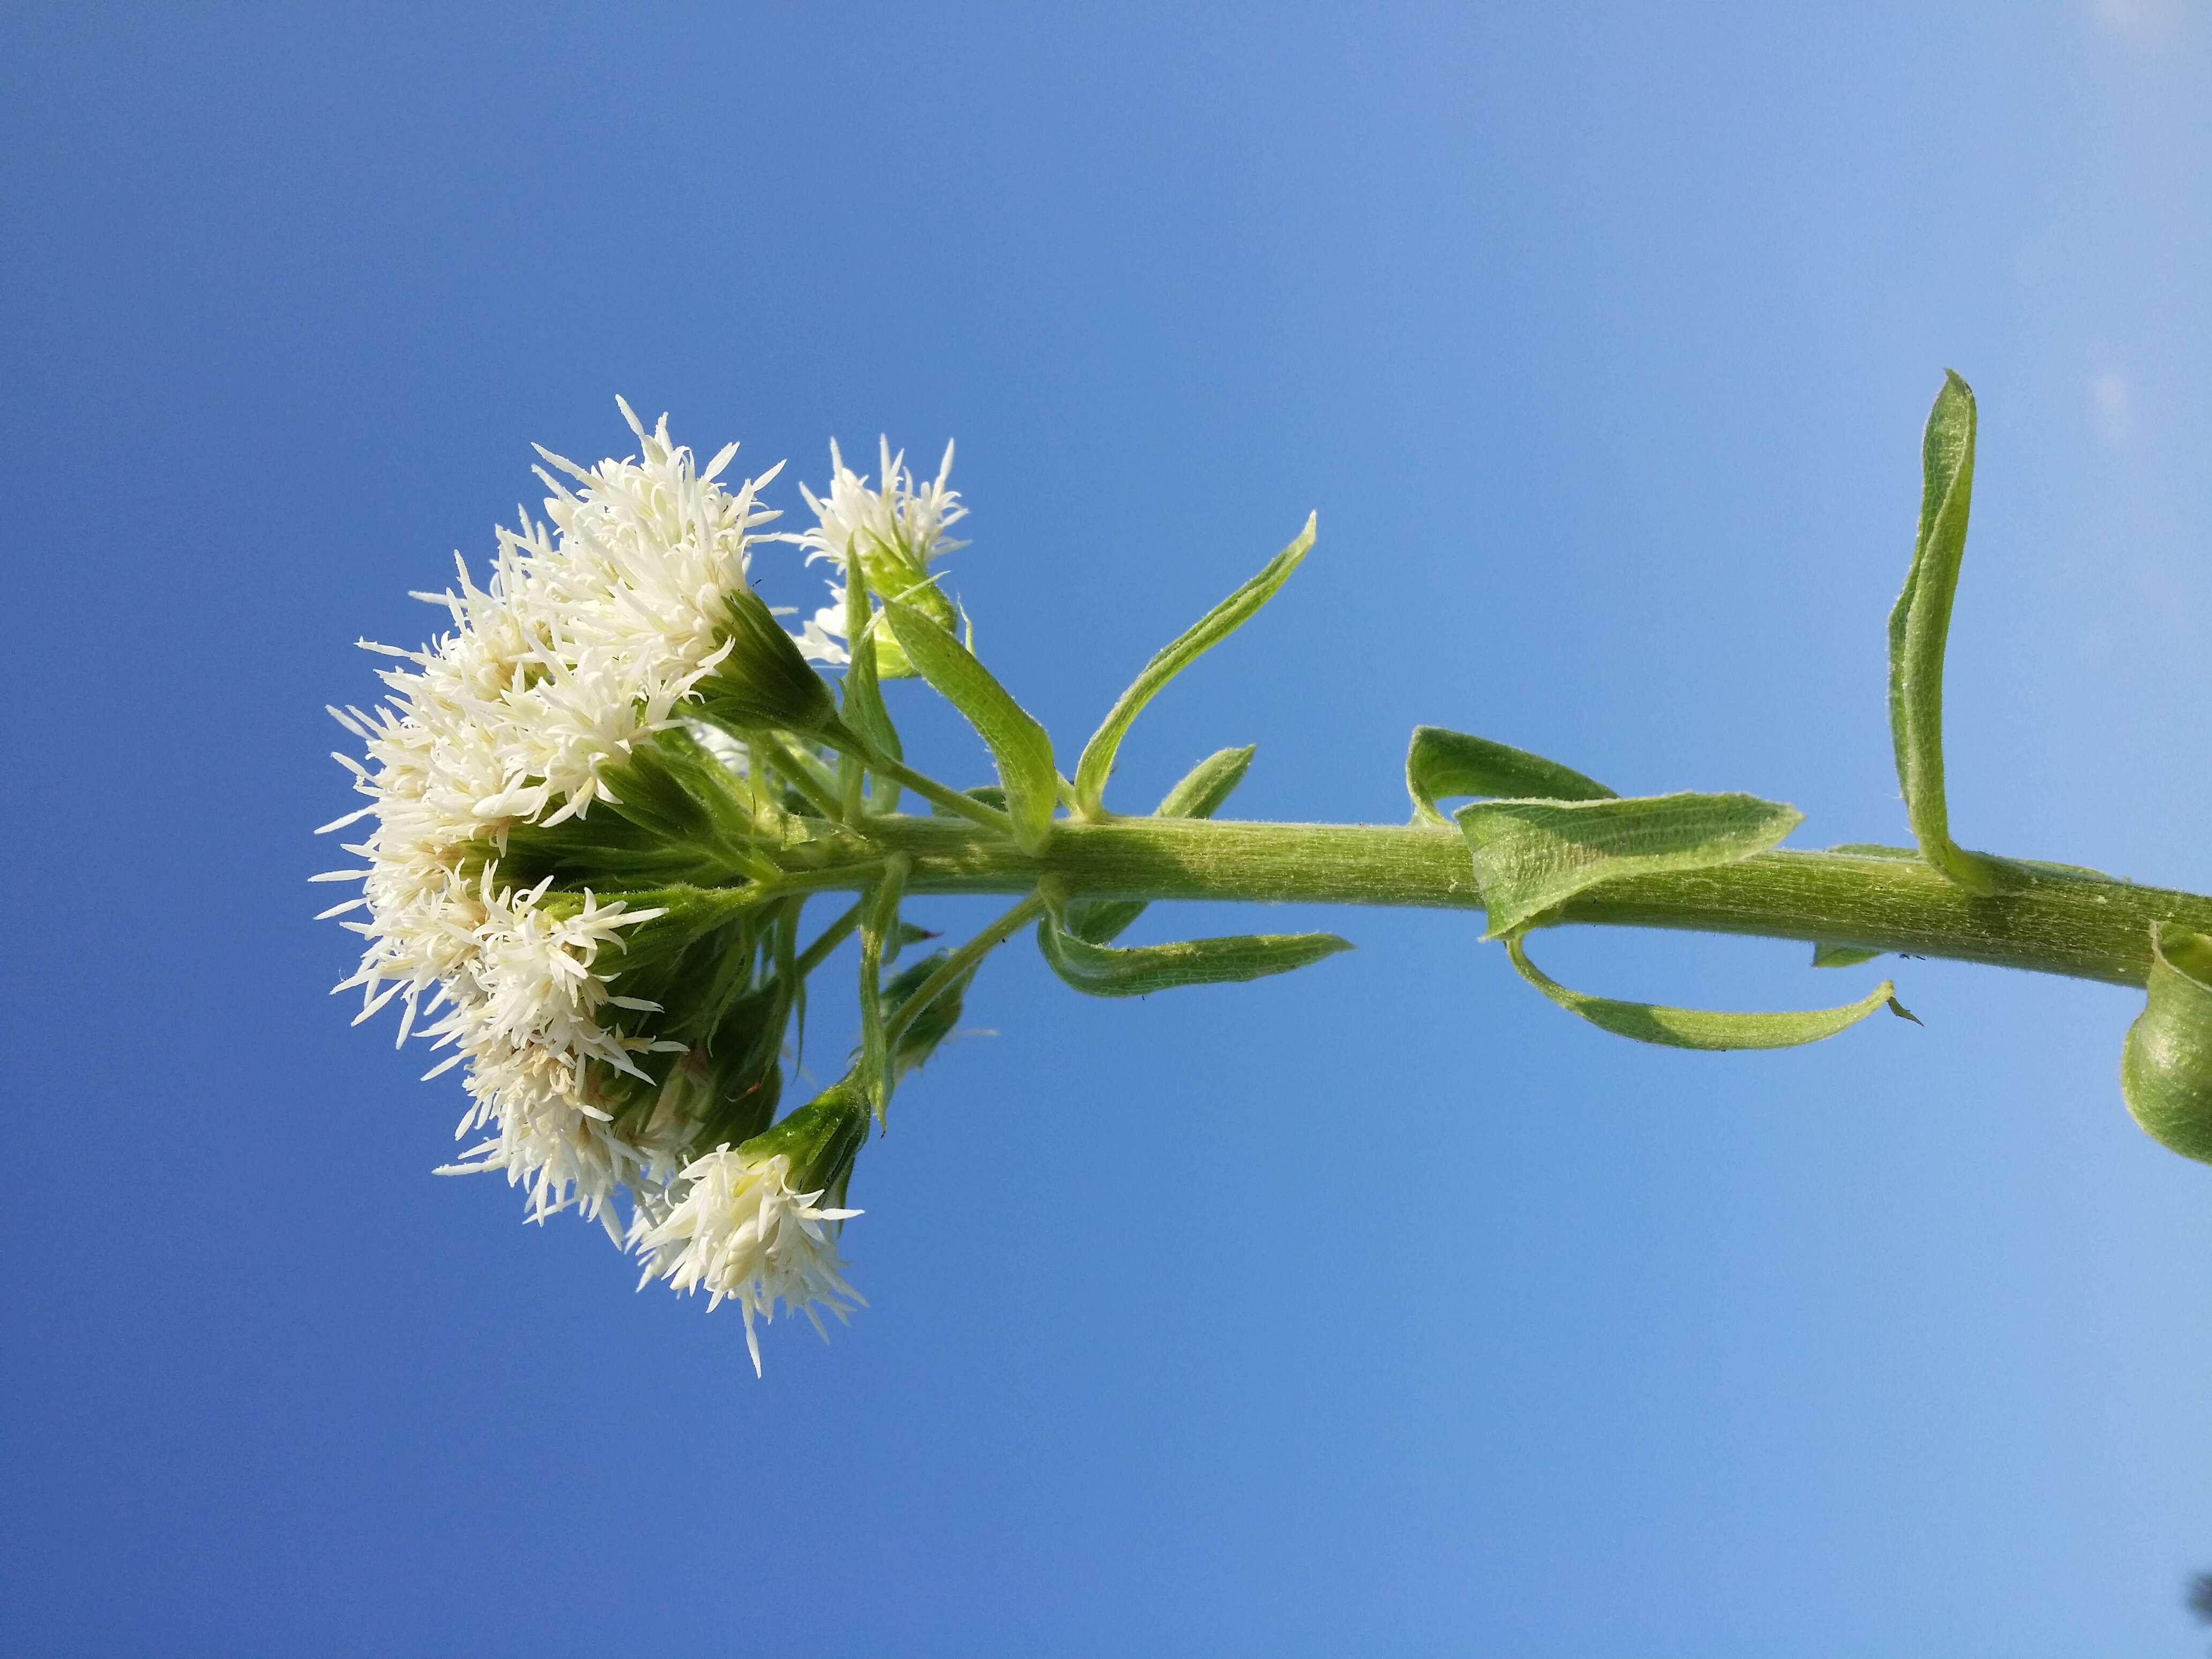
[318,402,816,1236]
[796,438,967,667]
[631,1084,870,1374]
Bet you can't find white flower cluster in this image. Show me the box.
[796,437,968,662]
[631,1146,863,1375]
[319,403,935,1363]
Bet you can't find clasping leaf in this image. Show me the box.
[1406,726,1615,825]
[1456,791,1802,940]
[2121,923,2212,1164]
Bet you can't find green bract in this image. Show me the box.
[696,587,841,735]
[742,1077,871,1210]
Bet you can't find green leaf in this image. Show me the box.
[1886,372,2008,895]
[1504,935,1909,1051]
[1064,745,1256,945]
[1455,792,1802,941]
[882,596,1058,853]
[1036,906,1350,999]
[1812,943,1884,968]
[2120,923,2212,1164]
[1072,515,1313,817]
[1406,726,1615,825]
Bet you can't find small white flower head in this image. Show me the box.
[797,438,967,664]
[800,435,967,576]
[319,402,809,1235]
[632,1082,870,1374]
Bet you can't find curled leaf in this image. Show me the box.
[1406,726,1615,825]
[1073,517,1312,817]
[2120,923,2212,1164]
[1456,791,1802,940]
[1504,935,1909,1051]
[1886,371,2008,894]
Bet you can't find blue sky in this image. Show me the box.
[5,4,2210,1653]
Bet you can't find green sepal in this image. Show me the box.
[1812,943,1884,968]
[2120,924,2212,1164]
[1455,791,1803,941]
[692,587,840,734]
[1886,372,2009,895]
[882,596,1058,854]
[742,1077,871,1209]
[1406,726,1615,825]
[1064,745,1255,944]
[1072,515,1312,818]
[1036,898,1350,999]
[1504,934,1910,1051]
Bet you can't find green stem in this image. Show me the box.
[752,731,846,821]
[858,855,912,1112]
[817,728,1014,835]
[884,892,1048,1050]
[794,897,867,978]
[813,815,2212,989]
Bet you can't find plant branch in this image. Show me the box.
[884,892,1048,1050]
[817,729,1014,835]
[812,815,2212,989]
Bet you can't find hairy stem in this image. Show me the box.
[884,893,1048,1050]
[817,729,1014,835]
[814,816,2212,988]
